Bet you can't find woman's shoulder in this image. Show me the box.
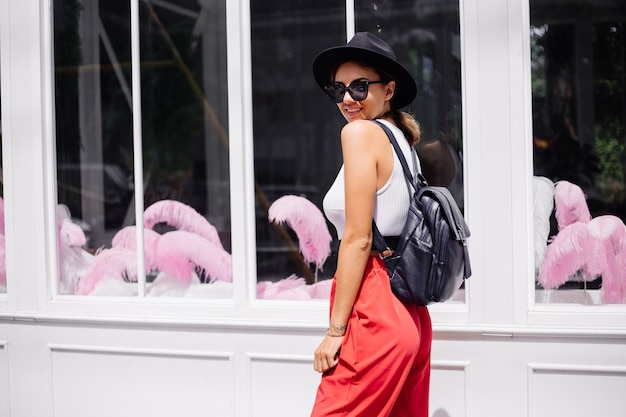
[340,119,387,142]
[341,119,373,133]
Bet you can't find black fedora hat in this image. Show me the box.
[312,32,417,109]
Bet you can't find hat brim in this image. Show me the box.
[312,45,417,109]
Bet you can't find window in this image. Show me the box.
[251,1,464,302]
[51,0,465,305]
[357,1,465,304]
[531,0,626,305]
[53,0,230,298]
[250,1,345,300]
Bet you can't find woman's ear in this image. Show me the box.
[385,81,396,102]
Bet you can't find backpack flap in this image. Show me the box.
[418,186,472,279]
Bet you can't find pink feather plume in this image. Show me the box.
[538,222,591,289]
[76,248,139,295]
[307,278,333,299]
[0,197,5,235]
[586,216,626,304]
[0,235,6,288]
[155,230,232,284]
[144,200,223,249]
[111,226,162,271]
[554,181,591,231]
[59,218,87,247]
[268,195,332,268]
[257,275,311,300]
[56,205,93,294]
[256,276,333,300]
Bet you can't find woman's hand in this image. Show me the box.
[313,334,344,373]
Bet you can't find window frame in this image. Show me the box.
[518,0,626,329]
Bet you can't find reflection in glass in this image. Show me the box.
[531,1,626,304]
[251,1,345,298]
[53,0,230,297]
[357,1,465,303]
[251,1,464,302]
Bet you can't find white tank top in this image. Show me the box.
[323,119,421,239]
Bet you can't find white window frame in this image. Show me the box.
[513,0,626,330]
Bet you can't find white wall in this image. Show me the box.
[0,0,625,416]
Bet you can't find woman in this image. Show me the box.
[310,32,432,417]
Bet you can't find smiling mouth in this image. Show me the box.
[345,107,362,114]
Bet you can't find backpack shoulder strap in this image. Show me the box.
[373,120,419,189]
[371,120,417,256]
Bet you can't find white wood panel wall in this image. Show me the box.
[0,0,625,416]
[0,322,625,416]
[0,341,8,417]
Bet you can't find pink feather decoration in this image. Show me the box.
[111,226,161,271]
[59,218,87,247]
[0,197,5,235]
[144,200,223,249]
[307,278,333,299]
[268,195,332,268]
[155,230,232,284]
[554,181,591,231]
[257,275,311,300]
[76,248,139,295]
[586,216,626,304]
[538,222,591,289]
[56,206,93,294]
[0,235,6,288]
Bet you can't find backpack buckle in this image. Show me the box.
[378,248,395,259]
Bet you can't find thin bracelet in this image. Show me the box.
[329,323,347,332]
[326,332,345,337]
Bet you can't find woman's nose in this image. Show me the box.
[342,90,356,103]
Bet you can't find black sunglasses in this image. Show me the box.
[324,80,383,103]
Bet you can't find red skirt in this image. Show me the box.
[310,256,432,417]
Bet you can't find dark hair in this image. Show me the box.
[388,109,421,146]
[373,67,421,146]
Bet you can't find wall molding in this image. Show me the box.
[247,353,312,363]
[431,360,472,416]
[527,363,626,417]
[47,343,234,360]
[528,363,626,375]
[1,312,625,339]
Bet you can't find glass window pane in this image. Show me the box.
[53,0,230,298]
[251,1,464,303]
[251,1,345,299]
[531,1,626,305]
[356,1,465,303]
[138,1,230,299]
[54,0,131,295]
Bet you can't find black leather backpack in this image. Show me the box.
[372,120,472,305]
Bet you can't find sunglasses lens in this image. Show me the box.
[324,81,372,102]
[348,81,368,101]
[325,84,346,103]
